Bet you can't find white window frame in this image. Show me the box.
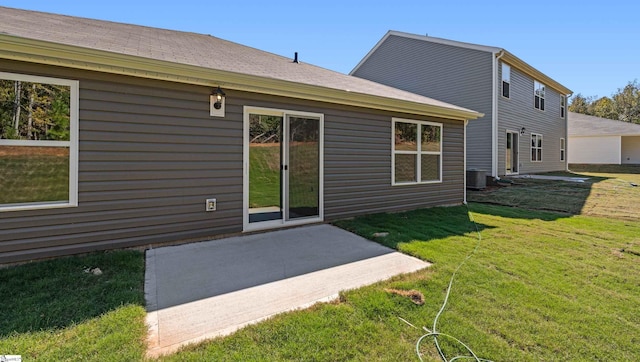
[534,81,545,111]
[560,138,566,161]
[501,63,511,99]
[391,118,443,185]
[560,95,566,119]
[531,133,543,162]
[0,71,79,212]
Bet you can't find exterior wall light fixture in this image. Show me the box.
[210,86,226,117]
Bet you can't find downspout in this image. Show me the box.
[565,92,573,171]
[492,50,505,179]
[464,119,468,204]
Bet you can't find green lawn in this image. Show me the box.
[0,251,147,361]
[1,175,639,360]
[468,168,640,220]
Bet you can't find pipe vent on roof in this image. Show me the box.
[293,52,299,63]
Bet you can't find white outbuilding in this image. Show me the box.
[568,112,640,165]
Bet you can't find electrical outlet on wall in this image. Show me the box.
[206,198,217,211]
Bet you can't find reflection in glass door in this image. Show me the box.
[245,108,323,230]
[506,131,519,174]
[286,116,320,220]
[248,114,283,223]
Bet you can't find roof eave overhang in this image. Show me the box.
[0,34,482,121]
[501,51,572,95]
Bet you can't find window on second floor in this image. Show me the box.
[534,81,545,111]
[560,95,566,118]
[502,63,510,98]
[531,133,543,162]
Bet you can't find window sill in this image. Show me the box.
[0,201,78,213]
[392,180,443,186]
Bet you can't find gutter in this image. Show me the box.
[464,119,468,204]
[565,92,573,172]
[492,50,505,178]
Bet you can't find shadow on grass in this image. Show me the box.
[333,205,494,251]
[0,250,144,337]
[569,163,640,174]
[467,171,611,218]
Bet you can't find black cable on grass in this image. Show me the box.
[413,203,493,362]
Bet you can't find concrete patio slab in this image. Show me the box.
[144,224,429,357]
[509,174,589,182]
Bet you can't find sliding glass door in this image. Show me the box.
[244,108,323,230]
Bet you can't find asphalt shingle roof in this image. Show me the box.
[0,6,479,116]
[568,112,640,137]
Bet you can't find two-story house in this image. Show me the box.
[351,31,572,179]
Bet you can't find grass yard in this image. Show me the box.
[0,251,146,361]
[1,169,639,361]
[468,168,640,220]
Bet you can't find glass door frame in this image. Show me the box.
[506,130,519,175]
[242,106,324,232]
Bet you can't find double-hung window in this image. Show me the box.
[501,63,511,98]
[560,95,566,118]
[531,133,543,162]
[392,118,442,185]
[534,81,545,110]
[560,138,566,161]
[0,72,79,212]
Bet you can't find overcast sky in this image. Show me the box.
[2,1,638,99]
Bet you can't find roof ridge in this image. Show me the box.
[386,30,502,53]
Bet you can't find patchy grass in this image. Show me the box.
[468,170,640,220]
[0,250,147,361]
[164,204,640,361]
[2,171,639,361]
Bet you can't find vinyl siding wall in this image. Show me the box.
[0,59,464,263]
[497,63,567,174]
[352,35,493,173]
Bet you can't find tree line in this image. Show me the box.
[0,80,71,141]
[569,80,640,124]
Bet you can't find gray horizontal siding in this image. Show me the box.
[0,60,243,262]
[497,63,567,175]
[323,112,464,220]
[1,59,465,263]
[353,34,493,172]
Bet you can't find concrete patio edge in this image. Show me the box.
[143,225,430,358]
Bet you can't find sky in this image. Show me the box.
[1,1,638,100]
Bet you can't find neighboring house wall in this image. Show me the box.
[622,136,640,164]
[353,33,572,177]
[568,136,621,164]
[497,64,567,174]
[0,59,464,263]
[351,34,493,173]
